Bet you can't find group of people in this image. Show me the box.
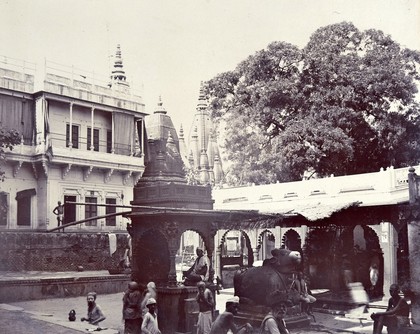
[77,282,410,334]
[78,281,159,334]
[76,245,410,334]
[122,281,160,334]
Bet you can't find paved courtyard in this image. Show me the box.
[0,290,381,334]
[2,270,420,333]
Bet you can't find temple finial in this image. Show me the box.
[110,44,129,89]
[154,95,167,114]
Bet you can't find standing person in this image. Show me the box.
[371,284,410,334]
[369,263,379,297]
[52,201,64,226]
[141,281,157,316]
[80,292,106,326]
[209,296,253,334]
[183,248,210,286]
[260,294,290,334]
[196,281,214,334]
[291,271,316,315]
[122,281,143,334]
[141,298,161,334]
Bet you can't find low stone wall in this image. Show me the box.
[0,231,130,272]
[0,274,130,302]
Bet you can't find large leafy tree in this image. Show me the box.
[0,127,21,181]
[206,22,420,185]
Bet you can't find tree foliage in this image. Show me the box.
[206,22,420,185]
[0,127,21,181]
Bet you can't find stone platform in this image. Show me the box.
[0,270,130,302]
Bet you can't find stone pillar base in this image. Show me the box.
[157,285,197,334]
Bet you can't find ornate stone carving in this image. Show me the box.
[123,171,132,185]
[162,221,180,240]
[31,162,38,179]
[41,159,48,178]
[83,166,93,181]
[133,172,142,186]
[104,168,114,183]
[62,164,72,179]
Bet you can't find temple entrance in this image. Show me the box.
[341,225,384,298]
[303,224,383,296]
[304,227,337,289]
[220,230,253,268]
[219,230,253,288]
[257,229,275,262]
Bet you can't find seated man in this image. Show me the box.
[291,271,316,315]
[261,290,290,334]
[183,248,210,286]
[371,284,410,334]
[81,292,106,326]
[209,296,253,334]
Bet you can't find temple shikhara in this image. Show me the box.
[179,82,224,186]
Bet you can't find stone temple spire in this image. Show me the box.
[154,96,167,114]
[178,124,189,167]
[110,44,129,91]
[196,81,207,112]
[185,81,225,185]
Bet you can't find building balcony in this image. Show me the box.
[5,142,144,184]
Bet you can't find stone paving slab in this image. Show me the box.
[0,308,86,334]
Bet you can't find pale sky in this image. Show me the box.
[1,0,419,131]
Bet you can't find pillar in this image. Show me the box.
[90,107,95,150]
[215,244,221,280]
[69,102,73,148]
[111,111,115,153]
[253,248,260,262]
[408,218,420,324]
[35,96,45,152]
[379,222,397,299]
[275,226,282,249]
[168,247,178,286]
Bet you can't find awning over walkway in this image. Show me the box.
[290,201,362,221]
[260,201,362,222]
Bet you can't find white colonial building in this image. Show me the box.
[0,46,146,231]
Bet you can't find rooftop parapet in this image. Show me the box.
[213,165,420,212]
[0,55,144,113]
[0,56,35,94]
[40,60,144,112]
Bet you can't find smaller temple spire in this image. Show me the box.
[191,126,199,168]
[110,44,129,90]
[196,81,207,112]
[179,124,184,139]
[178,124,189,167]
[154,96,167,114]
